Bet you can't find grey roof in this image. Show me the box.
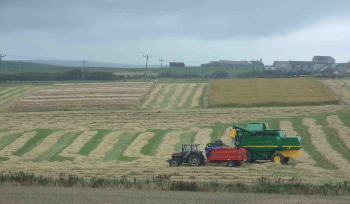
[217,60,250,65]
[313,56,334,60]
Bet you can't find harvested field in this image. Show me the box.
[8,82,153,111]
[326,115,350,149]
[302,118,350,170]
[0,80,350,185]
[279,121,318,170]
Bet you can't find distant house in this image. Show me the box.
[169,62,185,67]
[273,61,289,71]
[312,56,335,64]
[288,61,316,71]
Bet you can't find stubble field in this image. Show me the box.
[0,79,350,186]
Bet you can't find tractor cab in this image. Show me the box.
[167,143,205,167]
[182,143,200,154]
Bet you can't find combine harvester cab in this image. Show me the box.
[232,123,302,164]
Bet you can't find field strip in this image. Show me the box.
[219,127,234,147]
[302,118,350,170]
[178,83,196,107]
[0,130,23,141]
[156,131,183,158]
[21,130,75,160]
[190,83,206,108]
[279,121,317,168]
[59,131,98,159]
[0,87,17,95]
[156,84,172,105]
[166,84,185,109]
[193,128,213,147]
[88,131,125,160]
[326,115,350,150]
[0,87,30,100]
[322,80,350,104]
[123,132,155,158]
[141,84,163,108]
[0,131,37,160]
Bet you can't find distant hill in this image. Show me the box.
[19,60,147,68]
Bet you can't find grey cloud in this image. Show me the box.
[1,0,350,40]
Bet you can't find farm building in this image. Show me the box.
[273,56,340,73]
[312,56,335,64]
[169,62,185,67]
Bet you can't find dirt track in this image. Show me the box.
[1,186,349,204]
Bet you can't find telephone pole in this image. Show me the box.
[159,59,163,68]
[81,60,88,81]
[143,55,151,70]
[0,54,6,70]
[143,55,151,81]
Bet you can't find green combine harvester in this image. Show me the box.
[230,123,302,164]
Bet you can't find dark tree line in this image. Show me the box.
[0,70,125,81]
[158,70,229,79]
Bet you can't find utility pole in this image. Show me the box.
[81,60,88,81]
[143,55,151,81]
[0,54,6,70]
[159,59,163,68]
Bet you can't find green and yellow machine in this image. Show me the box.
[230,123,302,164]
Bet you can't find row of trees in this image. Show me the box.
[1,69,343,81]
[0,70,125,81]
[0,70,230,81]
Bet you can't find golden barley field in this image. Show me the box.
[0,79,350,185]
[209,78,339,107]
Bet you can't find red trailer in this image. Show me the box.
[205,147,247,167]
[167,143,246,167]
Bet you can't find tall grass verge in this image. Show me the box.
[1,172,350,196]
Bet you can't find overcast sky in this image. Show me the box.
[1,0,350,66]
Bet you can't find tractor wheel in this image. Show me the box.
[169,158,180,167]
[188,154,201,166]
[227,161,236,167]
[282,157,290,164]
[246,150,256,163]
[271,152,285,164]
